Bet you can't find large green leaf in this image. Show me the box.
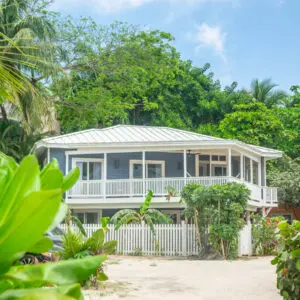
[27,236,54,254]
[0,189,62,269]
[102,240,117,254]
[61,168,80,193]
[5,255,106,287]
[0,155,40,227]
[47,202,69,232]
[85,229,104,252]
[40,159,60,179]
[0,153,18,195]
[41,169,64,190]
[0,284,82,300]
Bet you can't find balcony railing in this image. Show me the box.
[68,176,277,206]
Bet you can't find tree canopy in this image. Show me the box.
[0,2,299,206]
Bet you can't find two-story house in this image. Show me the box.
[35,125,282,224]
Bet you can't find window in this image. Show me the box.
[73,212,99,224]
[199,155,210,161]
[130,160,165,179]
[73,159,103,180]
[232,156,241,178]
[214,166,227,176]
[244,156,251,182]
[252,161,259,185]
[199,163,210,176]
[211,155,226,162]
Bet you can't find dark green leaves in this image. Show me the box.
[272,220,300,300]
[6,255,106,287]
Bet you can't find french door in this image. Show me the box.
[130,160,165,195]
[72,159,103,195]
[131,162,164,179]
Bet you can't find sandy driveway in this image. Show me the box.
[84,256,281,300]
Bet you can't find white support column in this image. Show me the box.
[240,154,244,180]
[142,151,146,196]
[183,149,187,184]
[103,153,107,200]
[250,159,253,184]
[209,154,212,178]
[65,153,69,201]
[258,160,262,187]
[227,148,232,177]
[263,157,267,186]
[195,154,199,177]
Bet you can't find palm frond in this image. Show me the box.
[110,209,137,224]
[147,209,172,224]
[115,212,140,230]
[71,215,87,237]
[140,190,153,215]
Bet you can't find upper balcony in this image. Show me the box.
[67,176,277,208]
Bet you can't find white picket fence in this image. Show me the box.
[59,223,252,257]
[60,223,199,256]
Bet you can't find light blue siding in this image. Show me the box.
[49,149,196,178]
[49,148,66,175]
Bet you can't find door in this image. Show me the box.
[130,160,165,195]
[213,165,227,176]
[74,160,103,195]
[131,162,164,179]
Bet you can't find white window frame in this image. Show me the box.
[72,158,104,180]
[196,154,228,176]
[129,160,165,179]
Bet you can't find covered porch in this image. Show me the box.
[66,147,278,207]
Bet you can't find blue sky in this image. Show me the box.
[51,0,298,91]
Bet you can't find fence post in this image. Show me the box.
[141,221,145,255]
[182,221,187,256]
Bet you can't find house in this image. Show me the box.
[34,125,282,224]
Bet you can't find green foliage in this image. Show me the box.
[0,152,108,299]
[218,102,283,147]
[59,227,117,260]
[0,0,59,132]
[181,182,250,259]
[165,185,178,200]
[268,156,300,206]
[250,78,287,108]
[110,190,172,235]
[271,221,300,300]
[252,214,284,256]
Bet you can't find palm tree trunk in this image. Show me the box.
[0,104,8,121]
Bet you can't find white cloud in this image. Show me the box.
[194,23,227,63]
[52,0,236,13]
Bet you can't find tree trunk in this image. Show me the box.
[0,104,8,121]
[194,208,202,249]
[218,199,225,258]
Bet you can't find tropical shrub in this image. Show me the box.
[110,190,172,234]
[271,221,300,300]
[252,214,284,255]
[0,153,107,299]
[181,182,250,259]
[59,227,117,260]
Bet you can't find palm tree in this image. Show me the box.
[0,0,58,132]
[110,191,172,234]
[250,78,287,108]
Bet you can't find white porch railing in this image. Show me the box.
[68,176,278,206]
